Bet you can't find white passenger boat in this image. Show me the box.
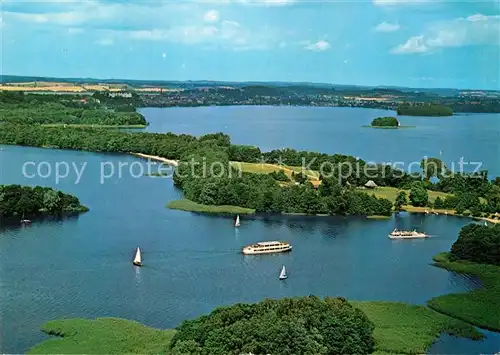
[389,229,428,239]
[242,241,292,255]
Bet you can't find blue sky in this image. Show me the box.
[1,0,499,89]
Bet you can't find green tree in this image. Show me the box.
[451,224,500,265]
[394,191,408,212]
[43,190,62,213]
[409,182,429,207]
[434,196,444,209]
[421,157,448,180]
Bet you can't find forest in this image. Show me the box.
[0,185,88,220]
[170,296,374,355]
[397,103,453,116]
[0,91,146,126]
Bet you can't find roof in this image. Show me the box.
[365,180,378,187]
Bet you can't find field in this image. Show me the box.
[167,199,255,214]
[28,302,481,355]
[28,318,176,354]
[0,82,176,93]
[427,253,500,331]
[230,161,321,187]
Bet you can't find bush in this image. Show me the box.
[171,296,375,355]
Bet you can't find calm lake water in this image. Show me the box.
[1,106,500,353]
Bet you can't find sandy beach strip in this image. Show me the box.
[131,153,179,166]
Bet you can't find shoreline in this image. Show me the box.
[403,205,500,224]
[131,153,179,166]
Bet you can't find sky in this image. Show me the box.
[1,0,499,89]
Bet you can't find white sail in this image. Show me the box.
[279,265,287,279]
[133,247,142,265]
[235,215,240,227]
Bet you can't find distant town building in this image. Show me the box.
[109,92,132,98]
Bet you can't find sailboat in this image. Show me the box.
[20,213,31,224]
[133,247,142,267]
[279,265,287,280]
[484,221,488,226]
[234,215,241,227]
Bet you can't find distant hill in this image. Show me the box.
[1,74,498,97]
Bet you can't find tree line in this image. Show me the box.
[397,103,453,116]
[0,184,88,220]
[0,102,146,126]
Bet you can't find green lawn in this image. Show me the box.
[167,199,255,214]
[230,161,320,180]
[427,253,500,331]
[28,318,176,354]
[360,186,452,203]
[352,301,482,355]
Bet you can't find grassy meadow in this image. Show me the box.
[427,253,500,331]
[28,318,176,354]
[167,199,255,214]
[353,301,482,355]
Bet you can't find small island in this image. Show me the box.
[363,116,415,129]
[372,116,399,127]
[0,185,88,223]
[397,103,453,117]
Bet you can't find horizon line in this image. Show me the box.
[1,73,499,93]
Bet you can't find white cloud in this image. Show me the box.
[128,20,279,51]
[3,1,292,51]
[95,38,114,46]
[203,10,219,23]
[304,40,330,51]
[392,14,500,54]
[374,22,400,32]
[391,35,429,54]
[373,0,431,6]
[231,0,295,6]
[68,27,84,34]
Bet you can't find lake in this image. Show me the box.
[1,106,499,353]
